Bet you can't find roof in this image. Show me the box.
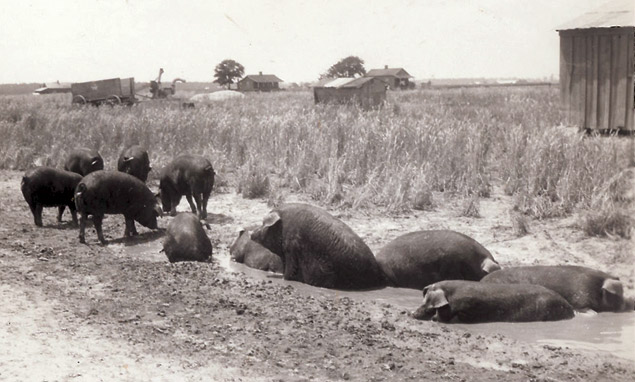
[41,82,72,89]
[366,68,413,78]
[557,0,634,30]
[241,74,283,83]
[33,82,72,94]
[314,77,377,89]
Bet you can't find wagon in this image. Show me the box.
[71,77,136,106]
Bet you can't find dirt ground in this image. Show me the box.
[0,169,634,382]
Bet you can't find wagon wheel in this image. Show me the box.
[72,95,87,105]
[106,95,122,106]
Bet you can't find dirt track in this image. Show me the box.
[1,169,634,381]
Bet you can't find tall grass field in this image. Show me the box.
[1,87,632,238]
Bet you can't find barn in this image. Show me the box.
[557,0,634,132]
[365,66,414,90]
[313,77,386,109]
[237,72,283,92]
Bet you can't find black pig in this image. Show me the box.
[163,212,212,263]
[158,154,215,219]
[117,145,151,182]
[230,229,283,273]
[74,171,161,244]
[21,166,82,226]
[413,280,574,323]
[64,148,104,176]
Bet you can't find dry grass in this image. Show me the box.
[1,87,632,237]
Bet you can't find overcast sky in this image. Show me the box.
[0,0,607,84]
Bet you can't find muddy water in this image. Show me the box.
[118,239,635,362]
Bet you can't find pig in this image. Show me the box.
[412,280,575,323]
[230,229,283,273]
[250,203,387,289]
[21,166,82,226]
[158,154,215,219]
[481,265,635,312]
[376,230,501,290]
[163,212,212,263]
[64,148,104,176]
[117,145,151,182]
[74,170,161,244]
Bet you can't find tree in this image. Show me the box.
[213,59,245,89]
[322,56,366,79]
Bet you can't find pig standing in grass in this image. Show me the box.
[64,148,104,176]
[117,145,152,182]
[163,212,212,263]
[21,166,82,226]
[74,171,161,244]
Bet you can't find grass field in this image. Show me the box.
[1,87,632,237]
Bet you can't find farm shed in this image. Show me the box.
[365,66,414,90]
[33,81,72,94]
[237,72,283,92]
[313,77,386,109]
[557,0,634,132]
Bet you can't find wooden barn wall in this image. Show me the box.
[237,78,255,91]
[559,27,634,131]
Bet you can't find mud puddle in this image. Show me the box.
[117,232,635,362]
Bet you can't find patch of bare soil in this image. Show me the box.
[0,170,633,381]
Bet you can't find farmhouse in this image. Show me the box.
[33,81,72,95]
[365,66,414,90]
[557,0,634,132]
[237,72,283,92]
[313,77,386,109]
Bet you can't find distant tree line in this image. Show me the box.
[0,83,41,95]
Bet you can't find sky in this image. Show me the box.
[0,0,609,84]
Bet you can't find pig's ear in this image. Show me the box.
[482,258,501,274]
[422,286,448,309]
[602,279,623,297]
[262,211,281,228]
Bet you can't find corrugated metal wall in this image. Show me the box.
[559,27,634,131]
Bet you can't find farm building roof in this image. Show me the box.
[557,0,634,30]
[366,68,413,78]
[33,82,72,94]
[242,74,283,83]
[314,77,377,89]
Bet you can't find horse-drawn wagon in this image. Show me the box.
[71,77,136,106]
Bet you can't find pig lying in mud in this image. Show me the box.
[376,230,501,290]
[230,229,283,273]
[482,265,635,312]
[163,212,212,263]
[412,280,575,323]
[250,203,387,290]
